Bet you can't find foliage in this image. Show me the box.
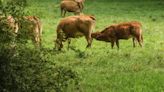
[0,18,16,44]
[0,47,80,92]
[0,0,80,92]
[0,0,27,17]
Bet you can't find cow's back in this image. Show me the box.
[57,16,80,38]
[57,15,95,39]
[114,21,142,39]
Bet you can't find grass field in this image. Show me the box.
[27,0,164,91]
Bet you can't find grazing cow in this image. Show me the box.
[60,0,84,17]
[62,0,85,11]
[55,15,96,50]
[0,15,19,33]
[0,16,42,47]
[91,21,143,49]
[20,16,42,47]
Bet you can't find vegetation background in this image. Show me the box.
[0,0,164,92]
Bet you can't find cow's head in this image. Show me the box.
[91,31,101,39]
[92,31,109,41]
[55,39,63,50]
[91,27,113,42]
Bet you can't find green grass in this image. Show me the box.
[27,0,164,91]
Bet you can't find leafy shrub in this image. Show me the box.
[0,47,80,92]
[0,46,81,92]
[0,17,16,44]
[0,0,81,92]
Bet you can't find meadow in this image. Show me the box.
[27,0,164,91]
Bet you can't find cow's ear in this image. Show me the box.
[95,32,101,38]
[105,27,109,30]
[89,16,96,20]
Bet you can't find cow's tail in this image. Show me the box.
[133,21,143,44]
[141,34,143,43]
[139,23,143,43]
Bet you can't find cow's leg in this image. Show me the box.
[37,30,42,48]
[34,25,41,48]
[33,36,40,48]
[85,27,93,48]
[132,37,136,47]
[78,2,83,12]
[14,23,19,33]
[141,35,144,43]
[36,38,40,47]
[116,39,119,49]
[136,35,142,47]
[55,39,63,51]
[31,28,38,48]
[63,10,67,17]
[32,36,38,48]
[86,37,92,48]
[61,8,63,17]
[59,43,63,50]
[37,34,41,47]
[85,35,92,48]
[38,22,42,47]
[67,38,71,50]
[111,41,115,49]
[38,36,42,48]
[58,42,63,51]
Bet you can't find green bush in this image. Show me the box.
[0,47,80,92]
[0,0,81,92]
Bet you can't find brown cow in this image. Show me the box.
[55,15,96,50]
[61,0,85,11]
[91,21,143,49]
[60,0,84,17]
